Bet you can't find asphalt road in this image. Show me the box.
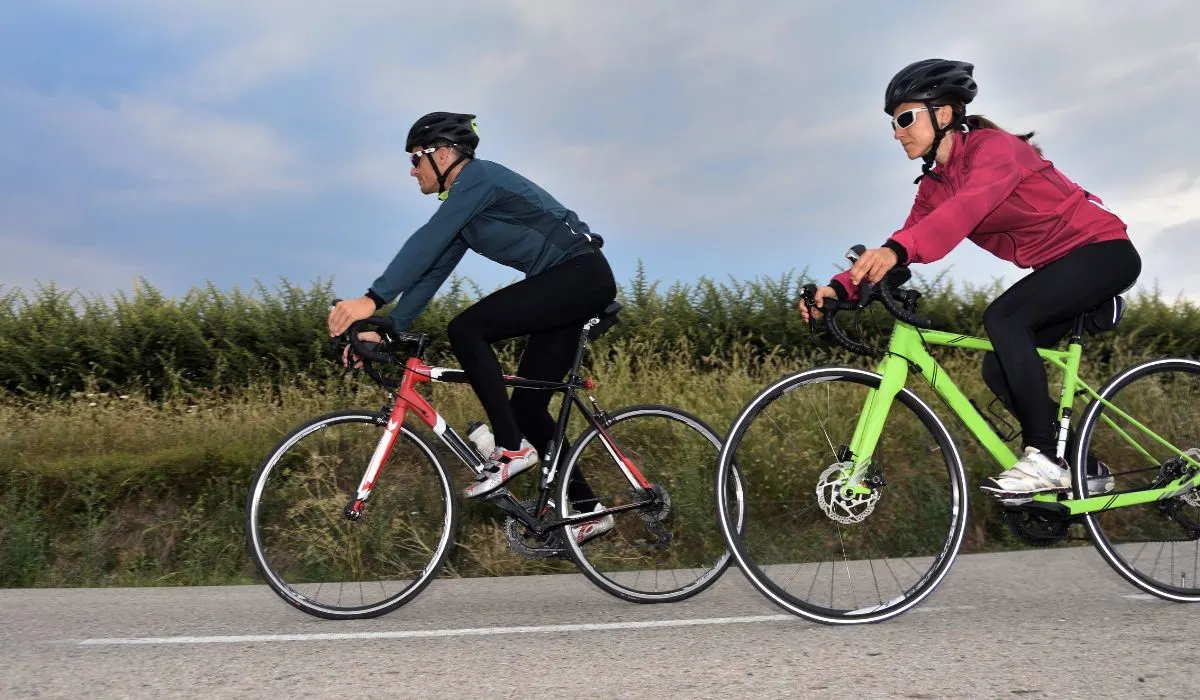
[2,547,1196,699]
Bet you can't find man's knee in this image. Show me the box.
[511,389,549,422]
[447,309,484,348]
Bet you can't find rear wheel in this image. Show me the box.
[556,405,742,603]
[1074,358,1200,601]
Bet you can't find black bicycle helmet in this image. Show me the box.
[884,59,977,115]
[406,112,479,154]
[885,59,978,183]
[406,112,480,197]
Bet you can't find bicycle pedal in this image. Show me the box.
[998,496,1033,507]
[982,484,1069,501]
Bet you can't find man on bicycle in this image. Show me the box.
[327,112,616,541]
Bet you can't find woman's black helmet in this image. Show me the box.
[884,59,977,115]
[885,60,978,183]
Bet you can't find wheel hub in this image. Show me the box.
[816,462,880,524]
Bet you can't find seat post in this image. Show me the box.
[1069,314,1087,347]
[567,316,598,382]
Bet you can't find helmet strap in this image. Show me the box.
[913,102,960,184]
[425,146,471,200]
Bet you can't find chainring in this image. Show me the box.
[1001,508,1072,547]
[503,499,565,560]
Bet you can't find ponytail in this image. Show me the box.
[965,115,1043,156]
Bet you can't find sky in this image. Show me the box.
[2,0,1198,304]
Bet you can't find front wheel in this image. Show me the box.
[716,366,968,625]
[246,410,459,619]
[1074,358,1200,601]
[556,405,742,603]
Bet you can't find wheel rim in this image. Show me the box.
[717,368,967,623]
[248,414,455,616]
[559,406,740,601]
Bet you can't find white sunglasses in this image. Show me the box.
[890,107,930,131]
[409,146,441,167]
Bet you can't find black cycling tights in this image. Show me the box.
[447,250,617,507]
[982,239,1141,457]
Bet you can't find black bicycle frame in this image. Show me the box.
[420,317,659,536]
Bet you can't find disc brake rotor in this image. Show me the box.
[816,462,880,524]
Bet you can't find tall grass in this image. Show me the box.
[1,269,1196,588]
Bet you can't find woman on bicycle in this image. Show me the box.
[799,59,1142,497]
[328,112,616,536]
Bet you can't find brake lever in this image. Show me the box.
[841,245,879,308]
[800,283,820,335]
[856,281,877,309]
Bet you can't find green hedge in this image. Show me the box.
[3,266,1198,398]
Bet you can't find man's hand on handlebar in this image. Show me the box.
[328,297,376,337]
[342,330,381,369]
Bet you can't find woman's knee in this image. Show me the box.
[981,351,1002,383]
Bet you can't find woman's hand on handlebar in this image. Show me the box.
[328,297,376,337]
[849,247,898,286]
[799,285,838,322]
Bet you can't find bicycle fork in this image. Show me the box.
[840,354,910,494]
[344,358,490,520]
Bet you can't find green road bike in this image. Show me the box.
[716,245,1200,624]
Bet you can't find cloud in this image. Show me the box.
[4,87,306,204]
[0,231,145,294]
[181,34,312,102]
[1132,217,1200,301]
[3,0,1200,302]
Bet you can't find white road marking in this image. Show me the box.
[78,614,799,646]
[911,605,976,613]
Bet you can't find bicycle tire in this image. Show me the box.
[556,404,741,603]
[246,410,459,619]
[1073,358,1200,601]
[716,366,968,624]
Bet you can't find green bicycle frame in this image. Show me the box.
[845,322,1200,516]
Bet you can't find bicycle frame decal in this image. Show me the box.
[590,417,654,490]
[353,418,401,505]
[391,357,444,432]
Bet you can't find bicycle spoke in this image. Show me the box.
[558,405,734,603]
[717,367,967,623]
